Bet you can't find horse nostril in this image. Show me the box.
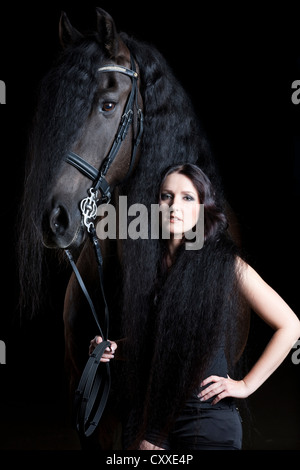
[49,205,69,235]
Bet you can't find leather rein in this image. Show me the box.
[63,53,143,439]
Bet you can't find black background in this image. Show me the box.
[0,1,299,457]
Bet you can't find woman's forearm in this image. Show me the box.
[242,326,300,395]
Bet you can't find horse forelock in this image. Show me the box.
[29,41,107,199]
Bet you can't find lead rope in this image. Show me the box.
[63,54,143,439]
[65,192,111,439]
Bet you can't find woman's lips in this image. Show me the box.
[170,214,182,223]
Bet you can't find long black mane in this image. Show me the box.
[120,32,222,204]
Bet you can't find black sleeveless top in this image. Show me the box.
[190,347,235,409]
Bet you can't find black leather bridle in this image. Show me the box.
[64,53,143,439]
[65,55,143,208]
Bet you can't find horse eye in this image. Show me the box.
[101,102,115,112]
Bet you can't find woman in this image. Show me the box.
[90,163,300,450]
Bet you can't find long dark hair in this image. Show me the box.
[120,163,249,448]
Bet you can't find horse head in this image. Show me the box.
[41,8,143,250]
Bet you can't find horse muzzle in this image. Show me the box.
[42,202,85,249]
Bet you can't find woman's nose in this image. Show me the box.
[170,198,181,212]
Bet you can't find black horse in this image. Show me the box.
[18,8,236,448]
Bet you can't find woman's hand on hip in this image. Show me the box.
[198,375,251,404]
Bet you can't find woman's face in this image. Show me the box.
[159,172,201,239]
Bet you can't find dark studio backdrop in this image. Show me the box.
[0,1,299,457]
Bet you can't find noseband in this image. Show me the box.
[64,53,144,439]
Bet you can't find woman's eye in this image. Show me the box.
[160,193,172,201]
[101,102,116,112]
[183,195,194,201]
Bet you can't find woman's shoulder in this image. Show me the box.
[234,255,254,278]
[234,256,261,290]
[234,256,265,301]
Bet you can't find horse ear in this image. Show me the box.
[95,7,119,57]
[59,11,83,48]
